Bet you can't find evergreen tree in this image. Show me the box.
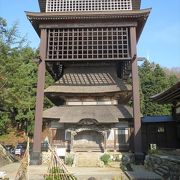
[0,17,53,135]
[139,60,178,116]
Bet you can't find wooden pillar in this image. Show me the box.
[103,131,107,152]
[33,29,47,153]
[50,128,57,144]
[130,27,142,153]
[70,132,74,152]
[114,128,117,152]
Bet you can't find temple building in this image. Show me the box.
[26,0,150,163]
[141,82,180,150]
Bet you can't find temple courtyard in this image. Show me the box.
[0,162,163,180]
[0,163,127,180]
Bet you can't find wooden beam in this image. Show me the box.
[130,26,142,153]
[40,21,138,29]
[45,58,132,62]
[33,29,47,153]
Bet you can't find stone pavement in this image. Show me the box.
[0,162,20,180]
[0,163,163,180]
[125,165,162,180]
[29,166,127,180]
[69,167,127,180]
[0,163,127,180]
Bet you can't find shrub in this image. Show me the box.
[148,148,159,155]
[49,167,64,173]
[100,153,111,165]
[45,167,64,180]
[65,154,74,166]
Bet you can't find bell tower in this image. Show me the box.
[26,0,150,164]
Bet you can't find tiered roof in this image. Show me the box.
[45,65,132,105]
[45,65,131,94]
[27,0,150,123]
[43,105,134,123]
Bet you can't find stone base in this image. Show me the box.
[30,152,42,165]
[134,152,145,165]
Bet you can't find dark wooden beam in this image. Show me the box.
[130,26,142,153]
[39,21,138,29]
[45,58,132,62]
[46,62,63,81]
[33,29,47,154]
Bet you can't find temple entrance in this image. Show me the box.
[73,130,104,152]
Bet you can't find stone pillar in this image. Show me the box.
[130,27,142,154]
[31,29,47,165]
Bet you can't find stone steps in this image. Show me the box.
[73,147,103,152]
[75,152,102,167]
[154,165,170,178]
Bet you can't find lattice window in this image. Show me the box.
[46,0,132,12]
[47,27,130,60]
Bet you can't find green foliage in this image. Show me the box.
[0,17,37,134]
[0,16,53,135]
[45,167,63,180]
[49,167,64,174]
[100,153,111,165]
[45,167,77,180]
[0,112,10,135]
[148,148,160,155]
[139,60,178,116]
[65,154,74,166]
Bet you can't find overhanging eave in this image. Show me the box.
[43,105,134,123]
[25,8,151,40]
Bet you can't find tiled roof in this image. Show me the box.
[45,65,132,94]
[26,8,151,39]
[43,105,133,123]
[142,116,174,123]
[26,9,150,20]
[151,82,180,104]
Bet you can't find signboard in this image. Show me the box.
[56,148,66,157]
[150,144,157,150]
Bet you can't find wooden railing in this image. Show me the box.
[15,138,30,180]
[44,143,77,180]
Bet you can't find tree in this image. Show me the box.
[0,17,53,135]
[139,60,178,116]
[0,17,38,134]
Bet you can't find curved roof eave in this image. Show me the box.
[25,8,151,40]
[151,82,180,104]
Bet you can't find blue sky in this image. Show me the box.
[0,0,180,68]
